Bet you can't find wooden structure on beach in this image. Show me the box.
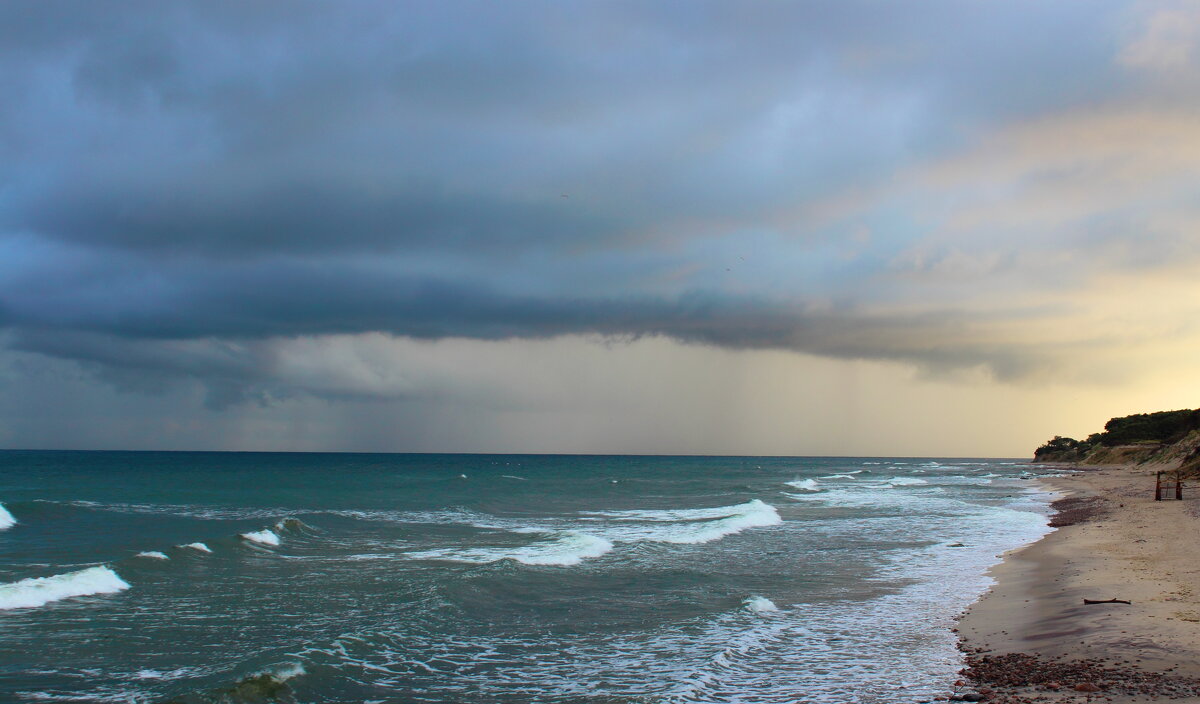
[1154,471,1182,501]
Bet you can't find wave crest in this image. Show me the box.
[241,529,281,547]
[407,531,613,566]
[743,595,779,613]
[0,566,129,610]
[592,499,782,545]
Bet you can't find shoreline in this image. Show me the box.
[953,465,1200,702]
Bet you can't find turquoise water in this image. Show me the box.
[0,452,1055,703]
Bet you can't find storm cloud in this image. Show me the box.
[3,0,1200,448]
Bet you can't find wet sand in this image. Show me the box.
[955,466,1200,703]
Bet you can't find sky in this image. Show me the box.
[3,0,1200,456]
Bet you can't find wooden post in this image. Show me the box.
[1177,475,1183,500]
[1156,471,1163,501]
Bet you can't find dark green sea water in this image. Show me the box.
[0,452,1057,703]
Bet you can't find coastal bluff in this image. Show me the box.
[1033,408,1200,470]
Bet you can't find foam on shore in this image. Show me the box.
[0,566,129,610]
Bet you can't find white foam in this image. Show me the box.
[785,479,821,491]
[0,566,129,610]
[820,474,858,480]
[135,551,169,560]
[241,529,281,546]
[260,662,306,682]
[743,596,779,613]
[180,542,212,553]
[887,477,929,487]
[501,475,528,481]
[0,503,15,530]
[407,531,613,566]
[591,499,782,544]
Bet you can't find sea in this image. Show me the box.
[0,452,1059,704]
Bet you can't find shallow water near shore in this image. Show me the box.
[0,451,1057,703]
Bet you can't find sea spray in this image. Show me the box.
[0,566,129,610]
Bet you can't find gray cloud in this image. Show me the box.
[0,0,1188,413]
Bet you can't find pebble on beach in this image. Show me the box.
[957,651,1200,703]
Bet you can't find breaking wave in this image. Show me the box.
[785,479,821,492]
[591,499,782,545]
[407,531,613,566]
[241,529,281,547]
[136,551,169,560]
[743,596,779,613]
[0,503,14,530]
[887,477,929,487]
[180,542,212,553]
[0,566,129,610]
[275,517,311,532]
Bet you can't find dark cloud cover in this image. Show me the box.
[0,0,1189,412]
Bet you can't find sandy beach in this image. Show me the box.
[956,465,1200,703]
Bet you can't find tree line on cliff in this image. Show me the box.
[1034,409,1200,463]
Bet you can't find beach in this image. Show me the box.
[958,465,1200,703]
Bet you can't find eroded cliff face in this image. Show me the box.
[1033,409,1200,472]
